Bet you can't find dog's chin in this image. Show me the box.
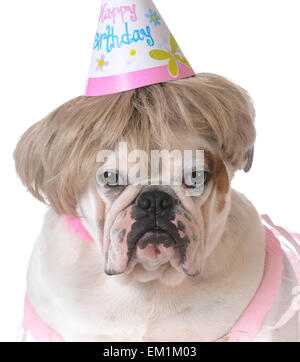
[124,231,186,286]
[129,261,186,286]
[136,231,176,261]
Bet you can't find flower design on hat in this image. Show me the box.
[96,54,109,72]
[145,9,161,26]
[149,33,191,78]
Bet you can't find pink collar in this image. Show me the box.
[23,215,300,342]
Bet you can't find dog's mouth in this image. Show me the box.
[104,204,201,278]
[135,226,177,262]
[137,228,176,250]
[132,227,182,276]
[126,218,189,264]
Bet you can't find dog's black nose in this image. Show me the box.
[136,191,174,215]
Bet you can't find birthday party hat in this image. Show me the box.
[85,0,195,96]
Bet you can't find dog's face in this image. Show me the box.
[78,133,232,286]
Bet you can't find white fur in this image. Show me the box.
[25,188,288,342]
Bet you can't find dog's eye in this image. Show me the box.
[184,170,211,189]
[97,170,120,187]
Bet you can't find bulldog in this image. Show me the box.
[14,73,300,342]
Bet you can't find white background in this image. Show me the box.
[0,0,299,341]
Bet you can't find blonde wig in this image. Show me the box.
[14,73,256,215]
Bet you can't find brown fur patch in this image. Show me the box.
[205,150,229,212]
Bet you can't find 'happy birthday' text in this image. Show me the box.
[99,2,137,24]
[94,23,154,53]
